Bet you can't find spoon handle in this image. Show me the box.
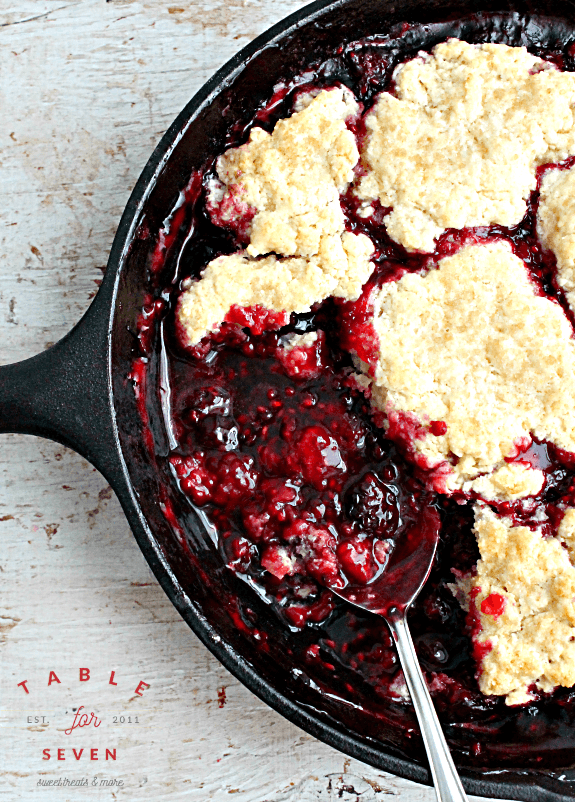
[387,614,469,802]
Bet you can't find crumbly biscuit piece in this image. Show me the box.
[281,331,319,351]
[558,508,575,562]
[357,40,575,252]
[461,505,575,705]
[178,233,374,345]
[178,88,374,344]
[216,87,360,259]
[468,463,544,501]
[364,240,575,494]
[538,165,575,312]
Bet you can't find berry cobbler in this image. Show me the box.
[132,18,575,764]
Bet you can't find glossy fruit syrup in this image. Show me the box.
[130,15,575,768]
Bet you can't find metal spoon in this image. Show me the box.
[330,506,469,802]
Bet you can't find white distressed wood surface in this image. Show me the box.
[0,1,515,799]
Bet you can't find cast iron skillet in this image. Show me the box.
[4,0,575,798]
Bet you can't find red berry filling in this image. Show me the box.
[481,593,507,618]
[206,181,256,244]
[276,331,326,379]
[225,304,290,335]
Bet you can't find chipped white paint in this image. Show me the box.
[0,1,512,799]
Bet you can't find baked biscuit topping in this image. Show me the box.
[177,88,374,345]
[215,87,360,259]
[357,40,575,252]
[467,464,545,502]
[460,506,575,706]
[558,507,575,559]
[362,240,575,495]
[538,164,575,313]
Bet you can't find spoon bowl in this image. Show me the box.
[334,506,441,618]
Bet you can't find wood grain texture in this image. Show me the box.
[0,1,513,799]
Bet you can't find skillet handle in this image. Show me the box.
[0,276,120,483]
